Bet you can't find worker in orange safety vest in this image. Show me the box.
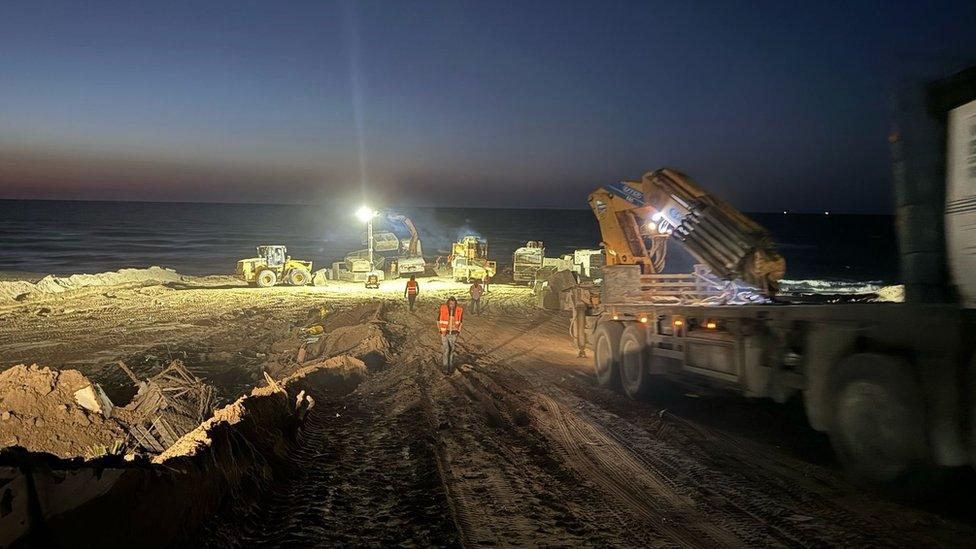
[437,296,463,372]
[404,275,420,311]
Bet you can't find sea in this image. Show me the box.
[0,199,899,283]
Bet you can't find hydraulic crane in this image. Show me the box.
[588,168,785,294]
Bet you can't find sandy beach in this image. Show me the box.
[0,267,971,545]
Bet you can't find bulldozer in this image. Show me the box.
[236,245,313,288]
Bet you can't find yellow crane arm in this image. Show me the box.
[589,168,785,294]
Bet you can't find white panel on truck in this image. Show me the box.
[946,98,976,308]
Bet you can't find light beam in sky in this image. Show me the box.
[342,0,369,200]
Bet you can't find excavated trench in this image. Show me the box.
[0,302,390,547]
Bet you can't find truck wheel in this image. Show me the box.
[619,324,651,399]
[828,353,928,485]
[289,267,311,286]
[256,270,277,288]
[593,321,623,389]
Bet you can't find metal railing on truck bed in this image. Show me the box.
[599,264,769,306]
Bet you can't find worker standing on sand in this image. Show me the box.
[569,281,588,358]
[438,296,463,372]
[469,280,484,315]
[404,275,420,311]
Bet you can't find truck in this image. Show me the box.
[516,243,605,285]
[582,66,976,485]
[513,241,545,284]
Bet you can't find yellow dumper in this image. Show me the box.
[236,245,313,287]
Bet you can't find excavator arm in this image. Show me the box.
[381,212,421,256]
[589,168,785,294]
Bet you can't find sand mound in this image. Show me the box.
[158,355,366,462]
[325,301,385,327]
[0,364,127,458]
[307,323,390,369]
[0,280,36,303]
[262,302,391,377]
[0,266,182,304]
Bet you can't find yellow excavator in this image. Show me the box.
[588,168,785,294]
[382,211,425,276]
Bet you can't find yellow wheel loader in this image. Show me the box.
[236,245,313,288]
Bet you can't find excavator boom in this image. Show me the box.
[381,212,421,256]
[589,168,785,294]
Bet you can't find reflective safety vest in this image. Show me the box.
[438,304,463,334]
[406,280,419,295]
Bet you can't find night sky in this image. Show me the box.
[1,1,973,212]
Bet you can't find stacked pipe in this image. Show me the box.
[644,169,786,294]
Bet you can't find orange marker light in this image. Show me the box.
[673,319,684,327]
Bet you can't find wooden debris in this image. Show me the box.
[115,360,217,454]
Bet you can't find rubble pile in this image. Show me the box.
[113,360,218,453]
[1,357,368,546]
[0,358,219,459]
[0,364,127,458]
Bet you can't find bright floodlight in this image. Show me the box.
[356,206,374,222]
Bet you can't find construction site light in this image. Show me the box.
[639,316,649,323]
[673,319,684,327]
[705,320,717,329]
[356,206,376,222]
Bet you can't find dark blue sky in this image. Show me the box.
[1,1,973,211]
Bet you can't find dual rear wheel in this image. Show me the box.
[593,321,655,399]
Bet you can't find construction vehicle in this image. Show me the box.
[356,211,426,278]
[450,235,496,282]
[513,241,545,284]
[572,249,605,279]
[331,251,383,284]
[579,63,976,487]
[518,244,606,285]
[380,211,426,277]
[236,245,313,288]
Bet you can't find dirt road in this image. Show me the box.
[201,287,975,547]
